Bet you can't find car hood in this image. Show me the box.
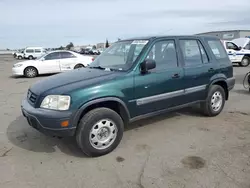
[29,68,121,96]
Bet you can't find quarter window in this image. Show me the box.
[179,40,203,66]
[207,40,228,59]
[146,40,178,70]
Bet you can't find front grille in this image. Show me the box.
[27,90,37,104]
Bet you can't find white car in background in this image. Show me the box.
[12,50,94,78]
[221,40,250,67]
[23,47,47,60]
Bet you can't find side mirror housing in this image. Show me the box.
[140,59,156,74]
[238,46,242,50]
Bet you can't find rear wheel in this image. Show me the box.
[76,108,124,157]
[200,85,226,117]
[240,56,250,67]
[18,56,23,59]
[24,67,38,78]
[28,56,33,60]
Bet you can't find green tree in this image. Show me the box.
[105,39,109,48]
[66,42,74,50]
[92,45,97,49]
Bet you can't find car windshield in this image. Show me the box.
[89,40,148,71]
[37,52,48,60]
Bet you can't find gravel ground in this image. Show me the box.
[0,55,250,188]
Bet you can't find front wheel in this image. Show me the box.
[200,85,226,117]
[76,108,124,157]
[24,67,38,78]
[240,56,250,67]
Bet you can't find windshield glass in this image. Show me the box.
[37,52,48,60]
[89,40,148,71]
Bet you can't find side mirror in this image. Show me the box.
[238,46,242,50]
[140,59,156,74]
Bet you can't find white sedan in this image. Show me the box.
[12,50,94,78]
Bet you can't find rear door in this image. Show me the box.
[133,38,186,116]
[177,38,219,103]
[38,52,61,74]
[59,51,78,71]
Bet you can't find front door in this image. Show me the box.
[133,39,185,116]
[38,52,61,74]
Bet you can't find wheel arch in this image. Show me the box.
[23,66,39,75]
[208,79,228,100]
[73,97,131,127]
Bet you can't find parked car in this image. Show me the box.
[23,47,47,60]
[15,50,25,59]
[221,40,250,67]
[12,50,94,78]
[21,35,235,157]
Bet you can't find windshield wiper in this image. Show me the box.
[88,66,121,71]
[88,66,106,70]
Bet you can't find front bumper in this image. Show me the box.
[21,98,76,137]
[12,67,24,76]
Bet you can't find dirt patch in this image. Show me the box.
[116,156,125,162]
[181,156,206,169]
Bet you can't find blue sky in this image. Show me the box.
[0,0,250,49]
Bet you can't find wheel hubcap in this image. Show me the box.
[89,119,117,150]
[27,69,36,77]
[211,91,223,111]
[242,58,249,66]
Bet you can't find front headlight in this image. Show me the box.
[13,64,23,67]
[40,95,71,110]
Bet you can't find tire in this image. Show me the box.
[24,67,38,78]
[28,56,33,60]
[76,107,124,157]
[200,85,226,117]
[18,56,22,60]
[74,64,84,69]
[240,56,250,67]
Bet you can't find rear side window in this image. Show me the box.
[60,52,76,58]
[179,40,203,66]
[207,40,228,59]
[35,49,41,53]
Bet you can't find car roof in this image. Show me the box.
[120,35,220,42]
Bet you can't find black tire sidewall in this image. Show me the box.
[76,108,124,157]
[29,56,33,60]
[24,67,37,78]
[241,56,250,67]
[206,85,225,116]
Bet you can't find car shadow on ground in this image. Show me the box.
[9,73,56,79]
[233,89,250,95]
[6,106,203,158]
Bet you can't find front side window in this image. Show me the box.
[146,40,178,70]
[89,40,148,71]
[226,42,238,50]
[26,49,34,53]
[179,40,203,66]
[44,52,60,60]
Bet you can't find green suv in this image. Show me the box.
[21,35,235,157]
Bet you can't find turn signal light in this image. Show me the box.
[61,120,69,127]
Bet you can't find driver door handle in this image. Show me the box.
[172,73,180,79]
[208,68,214,72]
